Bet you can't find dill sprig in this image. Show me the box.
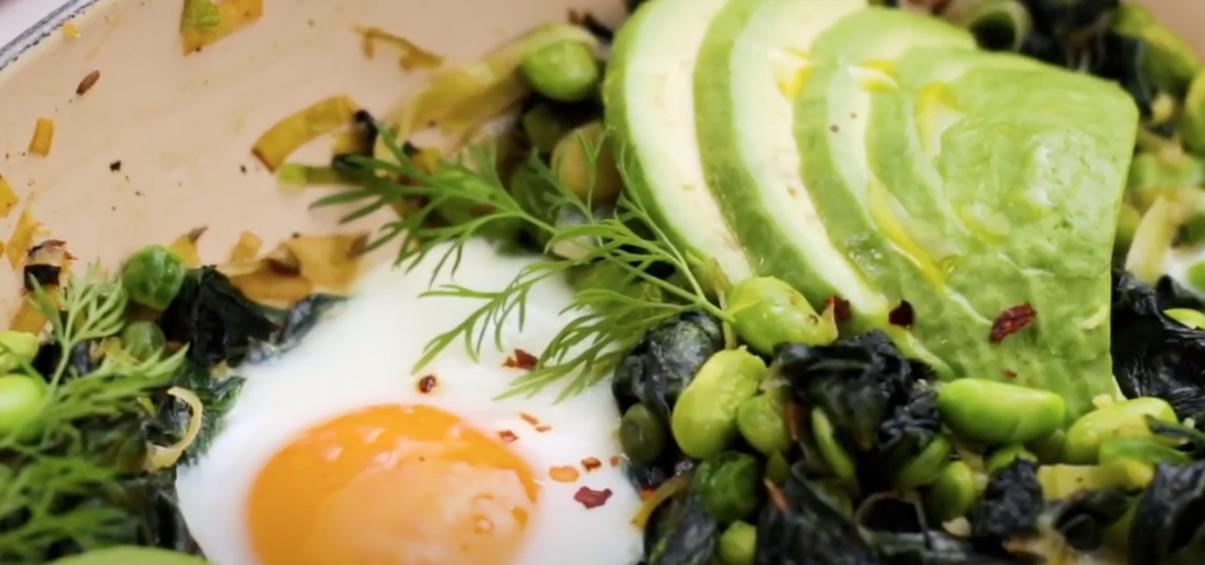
[0,269,187,562]
[318,127,727,398]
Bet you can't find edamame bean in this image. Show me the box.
[1027,430,1067,464]
[718,521,756,565]
[895,436,953,490]
[1063,397,1177,464]
[0,330,38,373]
[736,393,790,455]
[520,40,600,103]
[671,349,765,459]
[1038,462,1150,500]
[551,121,622,206]
[811,408,856,482]
[0,374,46,436]
[926,460,978,522]
[986,445,1038,474]
[1098,436,1189,467]
[937,379,1065,445]
[620,403,667,465]
[694,452,760,522]
[121,245,187,311]
[121,321,166,362]
[725,277,837,354]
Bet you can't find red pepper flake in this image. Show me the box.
[574,486,613,509]
[535,424,552,433]
[75,70,100,95]
[609,455,623,467]
[785,401,802,442]
[498,430,518,443]
[416,374,438,393]
[639,488,655,500]
[582,457,602,471]
[503,348,539,370]
[888,300,914,328]
[549,466,581,483]
[520,412,540,426]
[990,303,1036,343]
[826,296,852,323]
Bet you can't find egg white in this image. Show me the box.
[175,240,644,565]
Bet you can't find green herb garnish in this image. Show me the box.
[318,129,727,399]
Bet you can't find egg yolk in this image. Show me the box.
[248,404,539,565]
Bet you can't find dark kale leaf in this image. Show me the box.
[247,294,344,363]
[757,465,880,565]
[1112,271,1205,418]
[776,332,930,452]
[160,267,277,369]
[612,311,724,419]
[971,460,1043,541]
[1018,0,1153,113]
[646,492,719,565]
[1130,461,1205,564]
[1047,488,1129,552]
[875,387,941,473]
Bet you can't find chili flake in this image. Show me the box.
[573,486,613,509]
[498,430,518,443]
[990,303,1036,343]
[609,455,623,467]
[504,348,539,370]
[549,466,580,483]
[581,457,602,471]
[826,296,852,323]
[888,300,914,327]
[416,374,438,393]
[535,424,552,433]
[520,412,540,426]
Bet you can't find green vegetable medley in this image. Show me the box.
[318,0,1205,563]
[9,0,1205,563]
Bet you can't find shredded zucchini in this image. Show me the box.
[357,26,444,70]
[27,118,54,157]
[180,0,263,53]
[374,23,598,158]
[253,96,360,171]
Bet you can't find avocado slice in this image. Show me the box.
[692,0,882,325]
[605,0,756,285]
[796,9,1138,415]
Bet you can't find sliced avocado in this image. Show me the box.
[605,0,755,286]
[693,0,879,323]
[797,9,1137,415]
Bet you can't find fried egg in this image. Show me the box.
[175,240,644,565]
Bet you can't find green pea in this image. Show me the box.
[551,121,623,207]
[671,349,765,459]
[725,277,837,354]
[1166,308,1205,330]
[1063,397,1177,464]
[520,39,600,103]
[1185,70,1205,156]
[985,444,1037,474]
[121,245,187,311]
[894,436,953,490]
[736,393,790,455]
[620,403,667,465]
[521,103,578,154]
[0,331,38,374]
[0,374,46,436]
[694,452,760,522]
[718,521,756,565]
[937,379,1066,445]
[121,321,167,362]
[811,408,856,482]
[1098,436,1190,467]
[926,460,979,522]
